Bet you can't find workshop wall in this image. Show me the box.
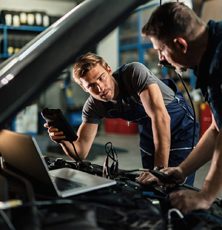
[0,0,119,133]
[201,0,222,22]
[0,0,76,15]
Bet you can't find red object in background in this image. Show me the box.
[104,118,138,135]
[200,103,212,137]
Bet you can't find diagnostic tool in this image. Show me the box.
[149,169,175,184]
[41,108,78,142]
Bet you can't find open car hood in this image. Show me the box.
[0,0,151,127]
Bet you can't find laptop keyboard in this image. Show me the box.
[51,176,84,191]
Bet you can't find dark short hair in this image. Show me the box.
[73,52,109,85]
[142,2,204,41]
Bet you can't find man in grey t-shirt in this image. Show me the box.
[45,52,199,186]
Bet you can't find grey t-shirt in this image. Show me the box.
[82,62,175,124]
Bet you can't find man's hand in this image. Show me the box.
[44,123,66,143]
[161,166,186,184]
[136,171,159,184]
[136,166,186,185]
[169,190,212,214]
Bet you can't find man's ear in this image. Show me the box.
[106,65,112,74]
[173,37,188,54]
[78,80,88,92]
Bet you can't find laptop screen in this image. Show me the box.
[0,129,116,197]
[0,129,53,184]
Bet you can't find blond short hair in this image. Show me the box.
[73,52,109,85]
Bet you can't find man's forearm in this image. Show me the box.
[180,125,218,176]
[152,114,171,167]
[58,122,97,161]
[201,129,222,203]
[60,140,88,160]
[139,84,171,168]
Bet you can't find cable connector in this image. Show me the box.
[167,208,184,230]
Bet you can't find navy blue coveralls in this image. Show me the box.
[116,77,199,186]
[196,20,222,129]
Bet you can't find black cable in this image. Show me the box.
[0,209,16,230]
[103,142,119,178]
[1,161,41,230]
[1,167,35,205]
[120,169,144,173]
[105,142,118,162]
[159,61,196,150]
[0,173,8,201]
[70,141,82,163]
[0,169,12,228]
[176,72,196,149]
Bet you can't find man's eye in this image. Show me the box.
[100,75,106,81]
[89,84,96,90]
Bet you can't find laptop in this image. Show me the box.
[0,129,116,197]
